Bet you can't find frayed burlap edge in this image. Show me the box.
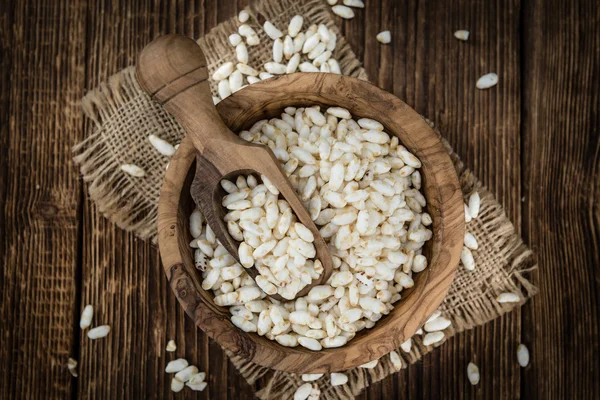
[227,128,537,399]
[73,0,367,241]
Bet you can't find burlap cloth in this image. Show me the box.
[73,0,538,398]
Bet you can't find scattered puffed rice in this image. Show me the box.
[189,372,206,384]
[468,192,481,218]
[461,247,475,271]
[376,31,391,44]
[330,372,348,386]
[496,292,520,303]
[389,350,402,370]
[67,357,78,377]
[238,10,249,23]
[467,362,480,385]
[87,325,110,339]
[464,203,473,223]
[294,382,313,400]
[175,366,199,383]
[400,338,412,353]
[424,316,452,332]
[331,5,355,19]
[229,33,242,46]
[343,0,364,7]
[302,373,323,381]
[165,358,189,373]
[476,73,498,89]
[359,359,379,368]
[186,380,207,391]
[454,30,470,41]
[171,377,184,392]
[120,164,144,177]
[517,343,530,367]
[166,340,177,352]
[344,0,365,8]
[464,232,478,250]
[422,331,445,346]
[148,134,176,156]
[79,304,93,329]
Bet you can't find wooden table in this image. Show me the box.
[1,0,598,398]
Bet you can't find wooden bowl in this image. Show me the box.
[158,73,464,373]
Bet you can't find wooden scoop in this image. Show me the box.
[136,34,333,301]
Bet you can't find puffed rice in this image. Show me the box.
[389,350,402,371]
[422,331,445,346]
[87,325,110,339]
[454,30,470,41]
[517,343,530,367]
[476,73,498,89]
[264,21,284,40]
[67,357,78,377]
[294,382,313,400]
[79,304,93,329]
[343,0,364,7]
[166,340,177,352]
[165,358,189,373]
[120,164,145,177]
[238,10,249,23]
[496,292,520,303]
[302,373,323,381]
[330,372,348,386]
[467,362,480,385]
[148,134,176,156]
[331,5,355,19]
[376,31,391,44]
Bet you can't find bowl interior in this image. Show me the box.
[159,73,464,373]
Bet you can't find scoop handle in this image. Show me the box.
[136,34,243,153]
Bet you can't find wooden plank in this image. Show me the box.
[0,0,15,394]
[413,0,523,396]
[521,0,600,398]
[77,0,256,398]
[0,0,87,398]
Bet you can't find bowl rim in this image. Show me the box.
[158,73,464,373]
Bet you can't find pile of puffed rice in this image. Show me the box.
[190,106,434,351]
[211,13,343,104]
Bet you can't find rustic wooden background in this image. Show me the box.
[1,0,599,398]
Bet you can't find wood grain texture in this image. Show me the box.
[521,0,600,398]
[0,0,87,398]
[1,0,598,398]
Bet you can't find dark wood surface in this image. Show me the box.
[0,0,598,398]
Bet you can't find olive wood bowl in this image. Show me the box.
[158,73,464,373]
